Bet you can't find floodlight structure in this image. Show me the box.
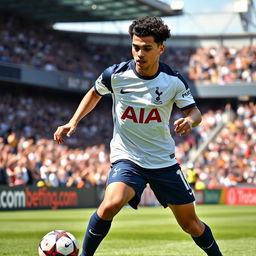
[234,0,256,32]
[138,0,184,16]
[169,1,184,11]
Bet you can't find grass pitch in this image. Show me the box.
[0,205,256,256]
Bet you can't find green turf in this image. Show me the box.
[0,205,256,256]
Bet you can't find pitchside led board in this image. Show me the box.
[139,185,256,206]
[0,186,103,211]
[1,185,256,210]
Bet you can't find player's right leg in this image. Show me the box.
[80,182,135,256]
[81,159,147,256]
[97,181,136,219]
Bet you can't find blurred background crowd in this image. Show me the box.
[0,88,255,188]
[0,15,256,190]
[1,15,256,84]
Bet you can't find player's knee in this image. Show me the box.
[180,220,203,236]
[100,198,124,218]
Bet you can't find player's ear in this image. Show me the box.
[159,44,165,55]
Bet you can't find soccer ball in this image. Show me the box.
[38,230,79,256]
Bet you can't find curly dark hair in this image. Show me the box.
[128,16,171,44]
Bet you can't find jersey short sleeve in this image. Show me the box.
[94,66,115,96]
[94,74,110,96]
[174,75,196,110]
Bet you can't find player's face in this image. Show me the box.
[132,35,164,76]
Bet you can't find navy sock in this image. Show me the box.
[192,223,223,256]
[81,211,112,256]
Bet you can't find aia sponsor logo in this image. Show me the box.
[121,106,162,123]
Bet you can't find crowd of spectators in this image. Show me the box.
[1,88,255,189]
[0,15,256,85]
[188,47,256,85]
[174,105,224,164]
[0,89,113,187]
[0,89,227,188]
[0,15,97,79]
[193,101,256,188]
[0,136,110,188]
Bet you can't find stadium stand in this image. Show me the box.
[193,101,256,188]
[0,11,256,189]
[188,46,256,84]
[0,15,256,84]
[0,15,98,79]
[1,85,255,188]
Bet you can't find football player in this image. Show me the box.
[54,16,223,256]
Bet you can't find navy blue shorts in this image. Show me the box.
[107,159,195,209]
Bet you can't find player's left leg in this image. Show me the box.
[146,163,223,255]
[168,203,223,256]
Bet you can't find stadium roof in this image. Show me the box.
[0,0,183,23]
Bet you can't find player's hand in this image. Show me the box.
[174,118,192,136]
[54,122,77,144]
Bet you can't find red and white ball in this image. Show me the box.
[38,230,79,256]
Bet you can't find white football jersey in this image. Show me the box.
[94,60,196,168]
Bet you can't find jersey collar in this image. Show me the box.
[130,60,161,80]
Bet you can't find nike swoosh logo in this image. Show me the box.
[65,242,72,248]
[89,229,103,236]
[120,89,134,94]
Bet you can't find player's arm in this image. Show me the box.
[174,106,202,136]
[54,87,102,144]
